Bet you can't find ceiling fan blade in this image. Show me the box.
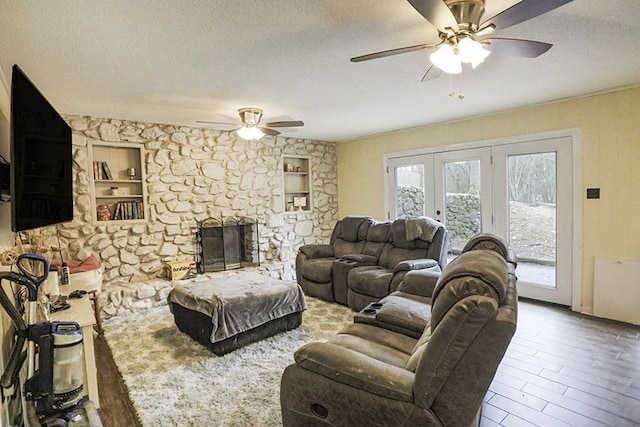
[482,38,553,58]
[407,0,458,32]
[264,120,304,128]
[481,0,573,31]
[421,65,443,82]
[259,127,281,136]
[351,43,437,63]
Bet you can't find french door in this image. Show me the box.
[387,136,574,306]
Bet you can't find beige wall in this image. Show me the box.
[337,86,640,313]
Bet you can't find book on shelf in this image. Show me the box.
[93,161,100,180]
[93,160,113,180]
[111,200,144,220]
[101,161,113,180]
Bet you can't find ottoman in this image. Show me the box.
[167,271,306,355]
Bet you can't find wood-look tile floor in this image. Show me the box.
[94,299,640,427]
[481,299,640,427]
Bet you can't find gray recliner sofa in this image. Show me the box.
[354,232,518,339]
[296,216,449,311]
[281,235,518,427]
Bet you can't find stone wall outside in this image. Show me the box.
[35,116,337,317]
[396,186,480,249]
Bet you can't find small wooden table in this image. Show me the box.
[50,292,100,408]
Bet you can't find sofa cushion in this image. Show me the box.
[348,266,394,298]
[366,221,391,242]
[378,245,428,270]
[338,216,371,242]
[330,323,415,368]
[406,324,432,372]
[431,250,508,330]
[300,258,334,283]
[389,219,416,250]
[333,240,366,258]
[341,254,378,264]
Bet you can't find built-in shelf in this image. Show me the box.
[89,141,147,223]
[282,155,311,213]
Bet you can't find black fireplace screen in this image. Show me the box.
[196,217,260,272]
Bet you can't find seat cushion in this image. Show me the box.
[329,323,415,368]
[348,266,393,298]
[300,257,334,283]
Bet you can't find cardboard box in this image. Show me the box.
[165,261,197,280]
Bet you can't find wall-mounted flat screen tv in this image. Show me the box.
[10,65,73,232]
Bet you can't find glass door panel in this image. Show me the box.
[507,152,557,288]
[396,163,425,219]
[494,137,572,306]
[387,155,434,220]
[434,148,492,259]
[443,159,483,253]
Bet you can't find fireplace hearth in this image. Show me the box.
[196,217,260,273]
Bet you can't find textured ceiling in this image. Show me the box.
[1,0,639,142]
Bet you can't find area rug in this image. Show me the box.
[103,293,353,426]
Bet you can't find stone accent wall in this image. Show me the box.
[38,115,337,315]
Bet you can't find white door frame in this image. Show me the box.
[493,137,574,305]
[384,128,582,312]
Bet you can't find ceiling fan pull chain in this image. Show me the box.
[447,74,465,100]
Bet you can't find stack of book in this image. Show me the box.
[112,201,145,220]
[93,161,113,180]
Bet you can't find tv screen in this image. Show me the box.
[10,65,73,232]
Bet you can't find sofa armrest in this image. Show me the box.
[396,268,441,298]
[299,244,334,259]
[393,258,439,273]
[294,342,414,402]
[341,254,379,265]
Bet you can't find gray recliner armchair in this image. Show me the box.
[281,246,518,427]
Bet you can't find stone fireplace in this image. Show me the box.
[196,217,260,272]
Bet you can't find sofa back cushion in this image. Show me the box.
[462,232,508,258]
[362,221,391,258]
[430,250,508,330]
[331,216,372,258]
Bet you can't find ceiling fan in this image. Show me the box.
[351,0,574,80]
[197,107,304,140]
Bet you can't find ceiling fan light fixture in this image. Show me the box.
[458,37,491,68]
[430,43,462,74]
[237,124,265,140]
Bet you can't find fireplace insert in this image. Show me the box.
[196,217,260,273]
